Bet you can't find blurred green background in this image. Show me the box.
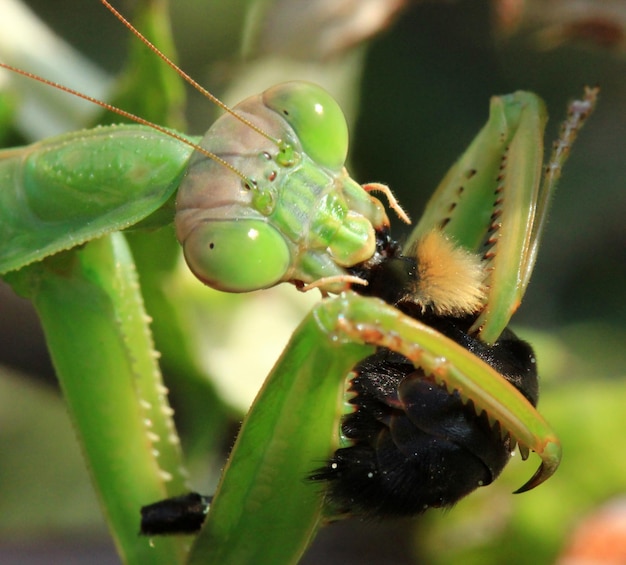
[1,0,625,563]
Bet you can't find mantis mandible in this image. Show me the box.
[0,1,597,563]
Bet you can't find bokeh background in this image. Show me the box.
[1,0,625,563]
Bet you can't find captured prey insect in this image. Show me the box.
[0,1,597,563]
[310,233,540,516]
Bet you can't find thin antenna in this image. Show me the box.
[0,62,254,185]
[100,0,280,147]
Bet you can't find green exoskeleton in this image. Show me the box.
[0,0,597,564]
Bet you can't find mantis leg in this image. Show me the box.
[187,298,373,565]
[5,234,190,565]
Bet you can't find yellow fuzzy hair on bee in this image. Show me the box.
[408,230,487,317]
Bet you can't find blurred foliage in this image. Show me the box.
[0,0,624,563]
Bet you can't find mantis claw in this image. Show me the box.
[321,293,562,501]
[515,438,562,493]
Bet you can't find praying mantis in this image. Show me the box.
[0,1,597,564]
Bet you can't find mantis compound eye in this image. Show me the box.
[182,219,291,292]
[263,82,349,171]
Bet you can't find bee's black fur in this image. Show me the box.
[312,234,539,517]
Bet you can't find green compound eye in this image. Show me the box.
[263,82,349,172]
[182,220,291,293]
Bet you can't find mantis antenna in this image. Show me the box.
[0,62,256,185]
[0,0,290,188]
[99,0,281,148]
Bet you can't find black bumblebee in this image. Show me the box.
[307,229,539,517]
